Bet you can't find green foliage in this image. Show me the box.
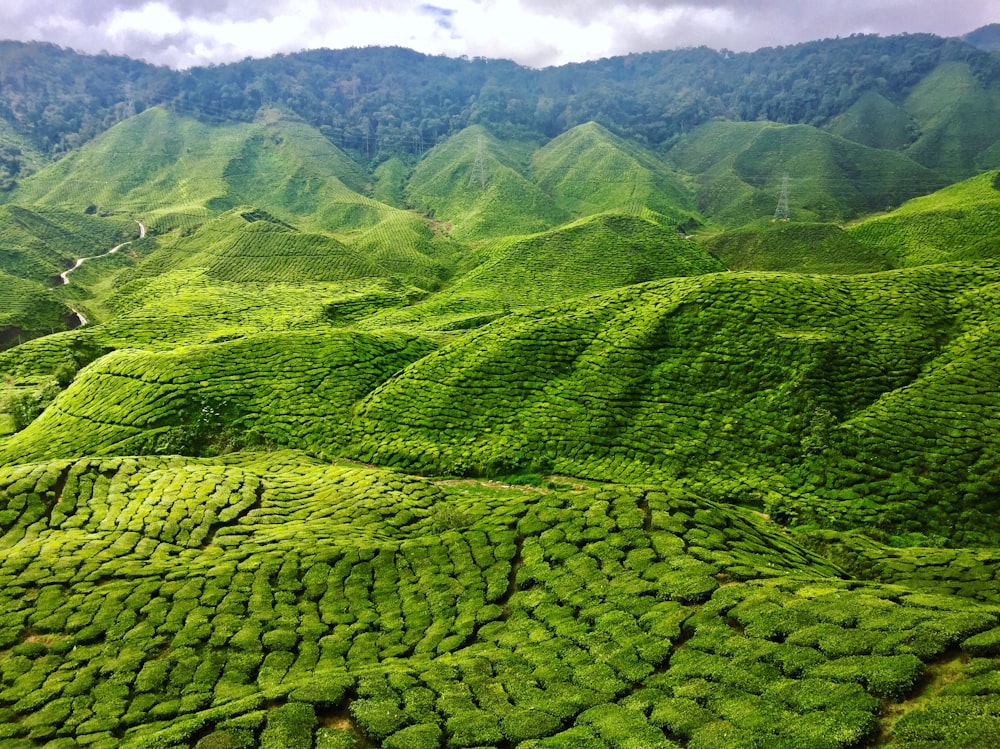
[703,220,891,275]
[260,702,316,749]
[2,34,1000,749]
[848,170,1000,267]
[669,121,945,225]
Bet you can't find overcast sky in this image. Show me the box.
[3,1,999,69]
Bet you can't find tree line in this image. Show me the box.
[0,33,997,183]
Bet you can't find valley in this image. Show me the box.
[1,34,999,749]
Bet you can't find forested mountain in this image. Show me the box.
[2,29,1000,749]
[2,31,999,188]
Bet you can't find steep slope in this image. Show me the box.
[848,170,1000,267]
[826,91,919,151]
[668,121,946,225]
[0,272,75,351]
[348,262,1000,545]
[532,122,699,226]
[405,126,566,240]
[0,205,134,283]
[367,212,723,330]
[7,107,248,225]
[217,116,376,232]
[903,61,1000,179]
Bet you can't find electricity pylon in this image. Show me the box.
[468,136,488,190]
[774,174,790,220]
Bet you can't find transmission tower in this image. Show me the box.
[468,136,489,190]
[773,174,790,220]
[123,82,136,119]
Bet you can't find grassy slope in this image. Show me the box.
[703,220,893,274]
[826,91,918,151]
[532,122,699,226]
[210,117,463,290]
[405,125,566,240]
[125,208,385,284]
[668,121,946,225]
[8,107,248,228]
[367,212,724,331]
[903,62,1000,179]
[848,170,1000,267]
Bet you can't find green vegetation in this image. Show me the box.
[0,460,997,748]
[669,121,946,224]
[405,126,564,240]
[903,62,1000,179]
[702,220,891,274]
[826,91,919,151]
[848,169,1000,266]
[3,35,1000,748]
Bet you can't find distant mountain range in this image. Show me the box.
[1,29,999,189]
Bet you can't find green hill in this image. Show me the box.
[668,121,946,225]
[216,116,380,233]
[903,62,1000,179]
[368,212,723,331]
[7,107,249,226]
[349,262,1000,546]
[127,208,385,284]
[532,122,699,226]
[826,91,919,151]
[0,329,434,462]
[405,126,565,240]
[703,220,893,274]
[848,170,1000,266]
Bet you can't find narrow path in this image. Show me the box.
[56,220,145,327]
[59,220,146,286]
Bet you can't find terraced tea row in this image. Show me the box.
[366,213,723,331]
[349,262,1000,543]
[1,456,999,748]
[1,329,434,463]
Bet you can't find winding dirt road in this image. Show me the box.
[58,220,146,327]
[59,220,146,286]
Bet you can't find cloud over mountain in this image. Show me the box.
[2,0,999,68]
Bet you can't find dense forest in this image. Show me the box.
[1,31,998,184]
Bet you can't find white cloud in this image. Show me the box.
[106,2,186,39]
[2,1,999,68]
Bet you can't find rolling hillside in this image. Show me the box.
[532,123,698,226]
[667,121,947,224]
[848,169,1000,266]
[2,38,1000,749]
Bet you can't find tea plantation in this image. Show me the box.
[2,456,999,748]
[2,103,1000,748]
